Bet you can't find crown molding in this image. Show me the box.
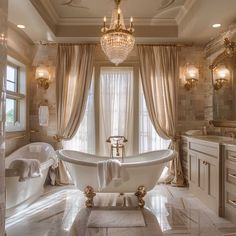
[55,24,178,38]
[30,0,57,32]
[39,0,59,24]
[58,17,177,26]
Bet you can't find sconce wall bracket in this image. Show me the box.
[184,78,198,91]
[37,78,49,90]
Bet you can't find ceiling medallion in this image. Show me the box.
[100,0,135,65]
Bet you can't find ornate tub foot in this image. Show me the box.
[135,185,146,208]
[84,185,96,208]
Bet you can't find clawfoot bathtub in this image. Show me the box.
[57,149,175,207]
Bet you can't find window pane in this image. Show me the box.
[7,81,16,92]
[7,65,17,92]
[6,98,16,125]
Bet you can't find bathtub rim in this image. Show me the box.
[57,149,175,168]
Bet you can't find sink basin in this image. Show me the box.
[194,135,235,142]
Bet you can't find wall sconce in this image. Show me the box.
[35,65,50,90]
[213,64,230,90]
[184,64,199,90]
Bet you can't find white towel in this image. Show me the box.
[9,158,41,182]
[39,106,49,126]
[97,159,128,191]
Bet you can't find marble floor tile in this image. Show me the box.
[5,184,236,236]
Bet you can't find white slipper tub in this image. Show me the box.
[57,149,175,195]
[5,142,57,217]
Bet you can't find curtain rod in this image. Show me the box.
[36,41,193,47]
[35,41,98,46]
[136,43,193,47]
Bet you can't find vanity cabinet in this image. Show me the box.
[187,137,222,216]
[223,144,236,223]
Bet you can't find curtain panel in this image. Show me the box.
[53,44,95,185]
[137,45,184,186]
[56,44,95,141]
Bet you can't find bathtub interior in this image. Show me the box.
[5,142,57,168]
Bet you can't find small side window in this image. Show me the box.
[6,58,26,132]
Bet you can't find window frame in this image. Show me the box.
[6,58,26,132]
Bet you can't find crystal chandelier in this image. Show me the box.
[101,0,135,65]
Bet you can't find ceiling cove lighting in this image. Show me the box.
[100,0,135,65]
[212,23,221,28]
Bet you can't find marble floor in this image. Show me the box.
[5,184,236,236]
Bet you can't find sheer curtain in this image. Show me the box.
[98,67,134,156]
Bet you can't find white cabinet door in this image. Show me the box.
[206,158,218,199]
[198,156,207,192]
[188,150,198,184]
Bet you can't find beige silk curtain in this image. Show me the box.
[53,44,95,185]
[137,45,184,186]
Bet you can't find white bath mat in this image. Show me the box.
[87,209,145,228]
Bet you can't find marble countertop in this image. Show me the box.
[183,135,236,146]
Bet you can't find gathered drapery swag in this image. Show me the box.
[53,44,95,185]
[137,45,184,186]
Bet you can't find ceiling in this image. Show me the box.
[8,0,236,44]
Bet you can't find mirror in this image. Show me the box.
[210,38,236,125]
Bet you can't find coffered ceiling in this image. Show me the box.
[8,0,236,44]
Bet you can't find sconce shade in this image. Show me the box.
[213,65,230,90]
[35,66,50,80]
[184,64,199,90]
[215,65,230,81]
[35,66,50,90]
[185,64,199,80]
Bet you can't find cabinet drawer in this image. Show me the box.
[189,142,218,157]
[226,168,236,186]
[226,192,236,209]
[227,150,236,163]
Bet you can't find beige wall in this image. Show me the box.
[177,46,213,133]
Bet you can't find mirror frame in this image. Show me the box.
[209,120,236,128]
[209,38,236,127]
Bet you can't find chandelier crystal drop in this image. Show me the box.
[100,0,135,65]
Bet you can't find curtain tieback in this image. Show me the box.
[171,135,179,142]
[53,135,62,142]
